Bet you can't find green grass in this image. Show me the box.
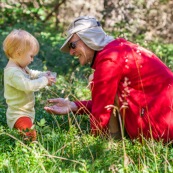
[1,77,173,173]
[1,124,173,172]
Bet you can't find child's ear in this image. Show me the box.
[15,50,21,57]
[17,50,21,56]
[12,50,21,59]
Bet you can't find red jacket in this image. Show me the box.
[75,38,173,142]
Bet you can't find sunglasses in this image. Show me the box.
[68,39,81,49]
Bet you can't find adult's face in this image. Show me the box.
[69,34,95,65]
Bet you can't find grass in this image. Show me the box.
[1,77,173,173]
[1,125,173,172]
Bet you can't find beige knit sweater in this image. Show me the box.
[4,66,48,128]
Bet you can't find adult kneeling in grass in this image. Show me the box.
[45,16,173,143]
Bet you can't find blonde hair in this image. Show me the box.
[3,29,39,59]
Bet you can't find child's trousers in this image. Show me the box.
[14,116,36,141]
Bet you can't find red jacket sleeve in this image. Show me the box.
[74,100,92,115]
[90,47,124,135]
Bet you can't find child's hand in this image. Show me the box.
[46,75,56,86]
[41,71,51,77]
[40,71,57,86]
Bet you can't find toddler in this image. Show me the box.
[3,29,55,141]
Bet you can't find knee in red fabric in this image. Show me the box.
[14,117,36,141]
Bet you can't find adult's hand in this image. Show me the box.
[44,98,78,114]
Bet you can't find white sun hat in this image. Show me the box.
[60,16,114,53]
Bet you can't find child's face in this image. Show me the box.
[16,49,35,68]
